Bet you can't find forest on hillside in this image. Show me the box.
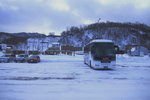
[0,32,46,45]
[60,22,150,50]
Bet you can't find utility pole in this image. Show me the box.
[97,18,101,23]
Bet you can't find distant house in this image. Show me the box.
[45,44,82,55]
[127,45,149,56]
[5,45,15,54]
[61,45,82,51]
[45,42,60,55]
[0,44,15,54]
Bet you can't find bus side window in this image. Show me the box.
[84,47,88,53]
[91,45,94,54]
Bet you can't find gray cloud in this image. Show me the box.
[0,0,150,35]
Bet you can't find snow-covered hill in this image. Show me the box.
[60,22,150,50]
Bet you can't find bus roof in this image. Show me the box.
[84,39,114,47]
[90,39,113,43]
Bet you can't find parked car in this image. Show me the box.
[27,55,40,63]
[0,54,16,63]
[15,54,29,62]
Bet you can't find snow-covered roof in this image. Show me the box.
[90,39,113,43]
[84,39,114,47]
[52,42,60,44]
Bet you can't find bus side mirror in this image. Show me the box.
[114,45,119,54]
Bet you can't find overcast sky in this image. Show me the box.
[0,0,150,35]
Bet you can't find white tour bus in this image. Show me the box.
[84,39,116,70]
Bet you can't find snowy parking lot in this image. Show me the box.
[0,54,150,100]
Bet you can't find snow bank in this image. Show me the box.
[116,54,150,66]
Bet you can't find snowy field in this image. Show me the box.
[0,54,150,100]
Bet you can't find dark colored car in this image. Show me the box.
[15,54,29,62]
[0,54,16,63]
[27,55,40,63]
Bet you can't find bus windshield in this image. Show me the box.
[91,43,115,60]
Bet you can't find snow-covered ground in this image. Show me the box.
[0,54,150,100]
